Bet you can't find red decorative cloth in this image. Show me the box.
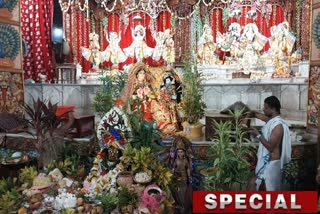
[21,0,54,81]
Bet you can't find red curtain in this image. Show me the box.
[21,0,54,81]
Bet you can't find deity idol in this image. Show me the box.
[197,24,216,65]
[81,32,108,71]
[162,29,175,65]
[83,105,130,195]
[169,136,193,213]
[104,31,127,66]
[152,29,175,65]
[152,31,165,61]
[123,25,153,62]
[268,21,296,76]
[239,23,267,68]
[120,63,180,136]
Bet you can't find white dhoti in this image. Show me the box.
[255,116,291,191]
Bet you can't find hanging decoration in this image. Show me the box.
[295,0,302,49]
[58,0,305,70]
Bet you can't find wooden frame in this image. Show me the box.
[310,2,320,65]
[0,23,22,71]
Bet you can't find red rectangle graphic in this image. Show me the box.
[193,191,318,213]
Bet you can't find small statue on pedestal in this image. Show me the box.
[169,136,193,214]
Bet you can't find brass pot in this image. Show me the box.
[182,121,204,141]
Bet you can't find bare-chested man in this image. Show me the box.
[250,96,292,190]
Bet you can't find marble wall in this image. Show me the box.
[24,84,101,115]
[25,79,308,123]
[203,82,308,122]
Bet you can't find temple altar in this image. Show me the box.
[24,77,308,123]
[198,61,310,81]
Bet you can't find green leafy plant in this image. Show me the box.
[282,160,304,190]
[18,166,38,187]
[0,178,28,213]
[131,147,155,173]
[0,188,23,213]
[118,187,138,207]
[93,72,127,117]
[60,208,75,214]
[127,102,161,149]
[152,164,173,188]
[121,146,173,190]
[47,158,85,180]
[203,109,254,190]
[0,177,19,196]
[180,52,206,124]
[97,192,118,213]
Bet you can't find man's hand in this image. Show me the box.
[249,127,260,137]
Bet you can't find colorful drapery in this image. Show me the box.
[21,0,54,81]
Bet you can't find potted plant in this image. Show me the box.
[201,109,254,190]
[180,52,206,140]
[22,98,73,168]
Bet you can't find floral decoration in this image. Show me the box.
[97,106,130,150]
[82,150,124,196]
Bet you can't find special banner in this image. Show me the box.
[193,191,318,213]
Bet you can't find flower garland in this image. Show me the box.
[296,0,302,49]
[82,151,124,195]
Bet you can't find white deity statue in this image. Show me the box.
[268,21,296,76]
[239,23,267,68]
[152,29,175,65]
[197,24,216,65]
[123,25,153,62]
[269,21,295,58]
[81,32,108,71]
[227,22,242,60]
[162,29,175,65]
[152,31,165,61]
[105,31,127,65]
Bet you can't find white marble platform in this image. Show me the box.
[24,77,308,123]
